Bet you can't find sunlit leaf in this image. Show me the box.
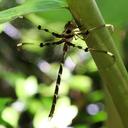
[27,99,44,114]
[69,75,92,93]
[15,76,38,100]
[1,107,19,127]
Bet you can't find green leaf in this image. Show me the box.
[0,98,12,112]
[87,111,107,123]
[87,91,104,102]
[0,0,67,24]
[1,107,19,127]
[69,75,92,93]
[15,76,38,100]
[68,0,128,127]
[75,124,89,128]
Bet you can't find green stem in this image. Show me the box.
[67,0,128,127]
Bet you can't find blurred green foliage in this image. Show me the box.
[0,0,127,128]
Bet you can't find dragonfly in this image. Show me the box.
[17,20,115,118]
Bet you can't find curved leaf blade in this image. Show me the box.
[0,0,67,23]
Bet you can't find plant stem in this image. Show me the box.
[67,0,128,127]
